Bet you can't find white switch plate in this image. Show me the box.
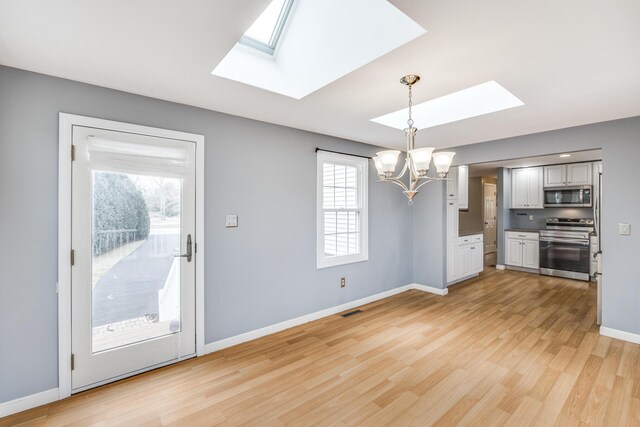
[619,223,630,235]
[529,215,534,221]
[225,214,238,228]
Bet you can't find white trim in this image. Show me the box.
[57,113,206,398]
[316,151,369,269]
[204,282,444,354]
[496,264,506,270]
[0,388,59,418]
[410,283,449,296]
[600,326,640,345]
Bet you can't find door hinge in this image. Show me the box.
[70,249,75,266]
[71,353,75,371]
[71,145,76,161]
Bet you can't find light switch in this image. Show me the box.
[529,215,534,221]
[619,223,630,235]
[225,214,238,228]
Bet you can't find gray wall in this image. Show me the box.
[414,116,640,338]
[496,168,511,265]
[0,66,413,403]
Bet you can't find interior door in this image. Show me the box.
[483,183,497,254]
[71,125,196,392]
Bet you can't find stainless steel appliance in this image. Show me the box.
[539,218,594,281]
[543,185,592,208]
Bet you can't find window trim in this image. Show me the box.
[239,0,295,56]
[316,151,369,269]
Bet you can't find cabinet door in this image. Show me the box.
[526,167,544,208]
[447,242,459,282]
[567,163,592,185]
[446,200,459,242]
[511,168,529,208]
[544,165,566,187]
[447,166,458,200]
[458,244,472,278]
[471,245,483,273]
[522,240,540,269]
[458,165,469,209]
[505,239,523,267]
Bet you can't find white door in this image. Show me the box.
[511,168,528,208]
[526,167,544,208]
[471,245,483,273]
[566,163,592,185]
[71,126,196,391]
[483,183,497,254]
[506,239,523,267]
[458,244,472,278]
[522,240,540,270]
[446,167,458,200]
[544,165,566,187]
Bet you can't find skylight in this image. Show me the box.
[371,81,524,130]
[240,0,295,55]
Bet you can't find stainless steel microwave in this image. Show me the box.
[543,185,592,208]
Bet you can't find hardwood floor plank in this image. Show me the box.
[2,269,639,426]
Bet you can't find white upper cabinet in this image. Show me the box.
[566,162,592,185]
[544,165,567,187]
[447,166,458,200]
[458,165,469,209]
[511,167,544,209]
[544,162,593,187]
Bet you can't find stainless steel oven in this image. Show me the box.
[539,218,594,281]
[543,186,592,208]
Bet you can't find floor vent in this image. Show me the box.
[340,309,363,318]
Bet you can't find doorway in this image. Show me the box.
[59,114,205,396]
[483,182,497,266]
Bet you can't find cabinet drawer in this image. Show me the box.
[506,231,538,241]
[459,234,482,245]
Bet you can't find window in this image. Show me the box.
[317,151,368,269]
[240,0,295,55]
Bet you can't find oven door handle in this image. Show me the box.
[540,238,589,245]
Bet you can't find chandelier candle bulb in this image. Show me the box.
[372,74,455,204]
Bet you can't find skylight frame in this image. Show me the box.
[239,0,295,55]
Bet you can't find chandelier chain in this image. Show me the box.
[407,83,414,128]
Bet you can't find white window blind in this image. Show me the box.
[317,151,368,269]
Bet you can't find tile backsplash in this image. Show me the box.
[509,207,594,229]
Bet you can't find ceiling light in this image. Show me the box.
[372,75,455,205]
[559,154,572,158]
[371,81,524,130]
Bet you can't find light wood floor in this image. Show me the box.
[3,269,639,426]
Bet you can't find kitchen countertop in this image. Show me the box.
[459,231,483,237]
[504,228,541,233]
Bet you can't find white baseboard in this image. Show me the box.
[0,388,58,418]
[205,283,444,354]
[1,283,447,418]
[600,326,640,345]
[496,264,506,270]
[410,283,449,296]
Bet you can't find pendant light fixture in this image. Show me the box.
[373,75,455,205]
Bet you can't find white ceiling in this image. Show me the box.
[469,149,602,178]
[1,1,639,150]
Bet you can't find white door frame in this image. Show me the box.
[58,113,205,400]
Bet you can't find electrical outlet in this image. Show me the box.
[225,214,238,228]
[340,277,346,288]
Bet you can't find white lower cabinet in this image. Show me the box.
[505,231,539,270]
[451,234,483,282]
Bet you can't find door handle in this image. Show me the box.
[174,234,192,262]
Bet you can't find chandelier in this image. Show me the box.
[373,75,455,205]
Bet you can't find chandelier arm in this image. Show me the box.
[413,177,437,192]
[381,178,410,192]
[391,155,410,181]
